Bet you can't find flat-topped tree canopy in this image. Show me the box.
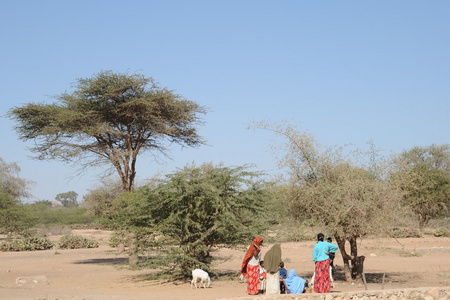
[9,71,207,192]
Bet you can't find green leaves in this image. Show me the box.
[8,71,206,192]
[107,163,271,278]
[55,191,79,207]
[0,236,54,252]
[392,144,450,228]
[58,235,99,249]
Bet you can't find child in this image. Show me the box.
[279,261,288,294]
[259,260,267,294]
[327,237,336,276]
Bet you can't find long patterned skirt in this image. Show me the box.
[314,259,331,293]
[247,264,260,295]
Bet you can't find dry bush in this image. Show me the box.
[58,234,99,249]
[0,236,54,251]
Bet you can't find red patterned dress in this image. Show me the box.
[314,259,331,293]
[247,263,260,294]
[241,237,263,295]
[312,236,338,293]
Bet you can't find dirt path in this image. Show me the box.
[1,230,449,300]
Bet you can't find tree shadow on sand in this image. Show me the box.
[365,272,422,285]
[73,254,162,266]
[306,271,421,285]
[73,257,129,265]
[331,271,422,286]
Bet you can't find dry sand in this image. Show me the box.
[1,229,449,300]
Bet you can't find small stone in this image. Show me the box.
[15,275,48,286]
[428,288,440,297]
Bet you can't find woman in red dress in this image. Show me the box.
[312,233,338,293]
[241,237,263,295]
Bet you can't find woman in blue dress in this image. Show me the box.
[284,269,308,294]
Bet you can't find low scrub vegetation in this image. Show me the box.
[23,205,97,227]
[58,235,99,249]
[0,234,99,251]
[0,236,54,251]
[433,228,450,237]
[389,227,422,238]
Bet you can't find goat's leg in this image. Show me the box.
[193,277,199,289]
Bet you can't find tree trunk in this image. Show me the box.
[335,235,352,281]
[335,235,366,281]
[348,236,365,281]
[352,255,366,281]
[418,213,425,229]
[128,234,139,266]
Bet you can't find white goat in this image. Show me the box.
[191,269,211,289]
[310,266,335,289]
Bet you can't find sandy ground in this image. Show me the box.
[1,229,449,300]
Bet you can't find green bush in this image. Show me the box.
[109,231,130,248]
[23,204,97,227]
[58,234,99,249]
[0,236,54,251]
[433,228,450,237]
[389,227,422,238]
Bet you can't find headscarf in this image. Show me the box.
[284,269,307,294]
[263,244,281,274]
[241,237,263,276]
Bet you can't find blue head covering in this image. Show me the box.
[284,269,306,294]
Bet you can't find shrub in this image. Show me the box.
[0,236,54,251]
[389,227,422,238]
[109,231,131,248]
[23,204,97,227]
[433,228,450,237]
[58,235,99,249]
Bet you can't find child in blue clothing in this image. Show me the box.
[279,261,288,294]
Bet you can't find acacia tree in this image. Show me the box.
[0,158,33,232]
[8,71,206,192]
[55,191,78,207]
[82,178,124,218]
[108,163,273,277]
[251,121,402,281]
[0,158,32,201]
[391,144,450,228]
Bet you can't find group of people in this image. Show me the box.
[240,238,283,295]
[240,233,338,295]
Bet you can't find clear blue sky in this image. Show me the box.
[1,1,449,202]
